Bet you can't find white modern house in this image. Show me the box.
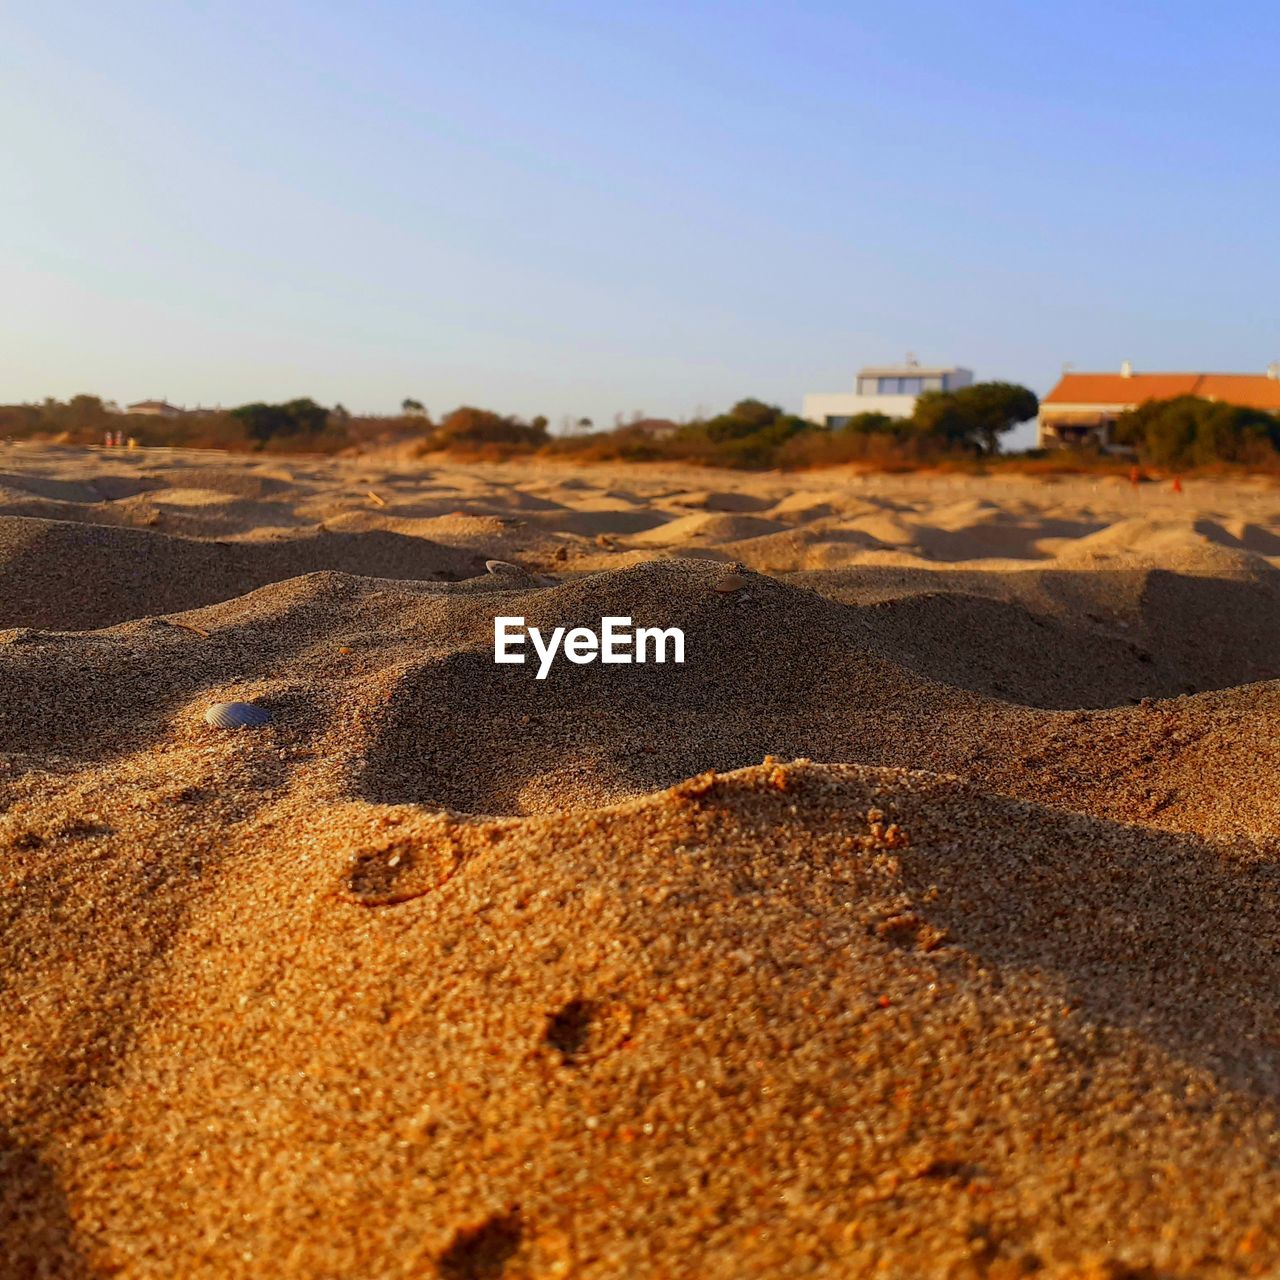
[803,361,974,428]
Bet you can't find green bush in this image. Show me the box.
[1113,397,1280,467]
[230,398,332,446]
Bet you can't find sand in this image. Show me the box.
[4,442,1280,1275]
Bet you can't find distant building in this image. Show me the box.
[126,399,185,418]
[802,360,974,428]
[627,417,681,440]
[1039,363,1280,449]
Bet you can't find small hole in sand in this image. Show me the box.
[346,846,416,899]
[916,1158,983,1183]
[57,820,114,841]
[439,1210,523,1279]
[545,999,595,1061]
[345,837,465,907]
[544,998,633,1065]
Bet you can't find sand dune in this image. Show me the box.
[5,443,1280,1275]
[0,517,485,630]
[628,511,786,545]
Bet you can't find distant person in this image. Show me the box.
[1129,465,1141,488]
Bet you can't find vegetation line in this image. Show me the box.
[6,386,1279,474]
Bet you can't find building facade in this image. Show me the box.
[802,362,973,428]
[1039,363,1280,449]
[125,399,185,418]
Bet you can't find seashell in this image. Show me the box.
[714,572,748,593]
[204,701,272,729]
[485,559,524,576]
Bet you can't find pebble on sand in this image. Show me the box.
[715,572,748,593]
[204,701,272,729]
[485,559,524,576]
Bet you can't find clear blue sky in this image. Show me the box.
[2,1,1276,435]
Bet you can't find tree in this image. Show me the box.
[911,382,1039,454]
[402,398,426,415]
[702,398,781,442]
[39,394,112,436]
[838,411,900,435]
[678,398,811,466]
[1113,396,1280,467]
[230,398,330,445]
[697,398,809,445]
[433,406,550,448]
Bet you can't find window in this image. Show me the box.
[825,415,851,429]
[861,376,931,395]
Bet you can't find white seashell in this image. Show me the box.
[485,559,523,576]
[204,701,271,729]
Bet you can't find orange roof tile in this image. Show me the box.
[1044,371,1280,411]
[1195,374,1280,411]
[1043,373,1200,406]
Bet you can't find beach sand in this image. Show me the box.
[4,442,1280,1276]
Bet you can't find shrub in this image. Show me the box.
[230,398,332,446]
[1113,396,1280,467]
[429,406,550,451]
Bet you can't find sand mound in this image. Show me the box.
[355,561,994,814]
[763,490,857,522]
[0,517,485,630]
[1055,517,1274,575]
[847,591,1161,708]
[1195,517,1280,556]
[7,762,1280,1276]
[0,471,162,504]
[4,549,1276,833]
[664,489,774,513]
[8,449,1280,1275]
[628,512,787,546]
[708,526,888,573]
[145,465,297,500]
[842,512,920,548]
[516,508,670,537]
[801,560,1280,708]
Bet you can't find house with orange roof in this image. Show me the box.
[1039,362,1280,449]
